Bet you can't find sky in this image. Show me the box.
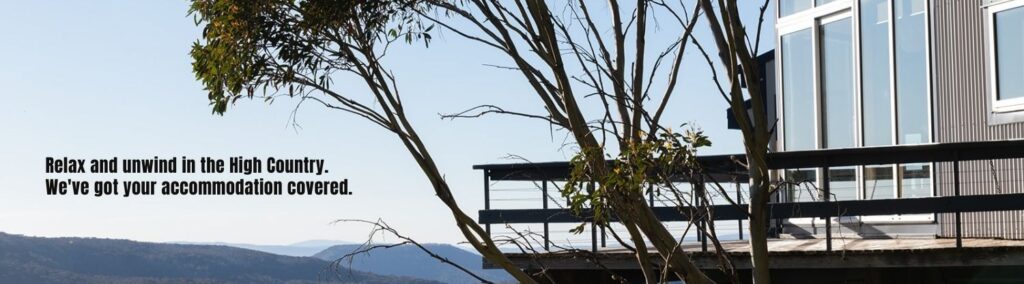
[0,1,774,245]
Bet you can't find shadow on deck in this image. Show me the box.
[496,238,1024,283]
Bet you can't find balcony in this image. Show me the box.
[473,139,1024,282]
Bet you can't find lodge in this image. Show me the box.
[471,1,1024,283]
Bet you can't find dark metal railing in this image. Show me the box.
[475,139,1024,253]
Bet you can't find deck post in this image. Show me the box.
[737,179,744,240]
[589,181,597,252]
[648,183,655,207]
[543,180,550,251]
[692,182,703,249]
[699,178,708,253]
[484,169,491,236]
[954,152,962,249]
[601,225,606,247]
[823,165,832,252]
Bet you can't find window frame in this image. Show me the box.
[987,0,1024,113]
[776,0,935,224]
[819,12,857,150]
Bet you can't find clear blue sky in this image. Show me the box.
[0,1,773,245]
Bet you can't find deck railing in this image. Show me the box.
[474,139,1024,253]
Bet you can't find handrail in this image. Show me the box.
[472,139,1024,180]
[767,139,1024,169]
[475,139,1024,253]
[478,193,1024,224]
[475,154,748,181]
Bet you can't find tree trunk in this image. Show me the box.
[747,193,771,284]
[617,197,714,284]
[746,150,773,284]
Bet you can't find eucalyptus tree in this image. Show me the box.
[419,1,770,283]
[189,1,536,282]
[417,0,717,282]
[189,0,772,283]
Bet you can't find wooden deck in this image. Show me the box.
[675,237,1024,254]
[499,238,1024,270]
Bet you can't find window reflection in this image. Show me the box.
[895,0,928,145]
[995,6,1024,101]
[821,18,855,149]
[775,0,934,205]
[900,163,931,198]
[829,167,857,201]
[864,165,895,199]
[785,169,818,202]
[782,29,815,151]
[894,0,931,199]
[860,0,901,202]
[861,0,893,147]
[780,0,813,17]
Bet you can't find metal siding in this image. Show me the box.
[932,0,1024,239]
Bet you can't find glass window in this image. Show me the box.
[894,0,931,200]
[785,169,819,202]
[782,29,815,151]
[821,18,855,149]
[864,165,895,199]
[900,163,931,198]
[820,17,856,201]
[895,0,928,145]
[829,167,857,201]
[861,0,900,201]
[995,5,1024,102]
[774,0,934,207]
[861,0,893,147]
[780,0,813,17]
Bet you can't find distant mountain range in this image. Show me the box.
[0,233,438,284]
[173,239,351,257]
[314,243,514,284]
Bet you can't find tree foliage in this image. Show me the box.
[188,0,773,283]
[188,1,540,283]
[563,127,712,233]
[189,0,430,114]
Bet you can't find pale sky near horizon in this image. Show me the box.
[0,1,774,245]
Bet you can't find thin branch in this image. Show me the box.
[330,218,496,284]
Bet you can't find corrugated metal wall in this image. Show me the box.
[932,0,1024,239]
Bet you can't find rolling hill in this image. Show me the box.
[172,239,350,257]
[0,232,438,284]
[313,243,514,284]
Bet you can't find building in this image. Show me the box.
[473,0,1024,282]
[774,0,1024,240]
